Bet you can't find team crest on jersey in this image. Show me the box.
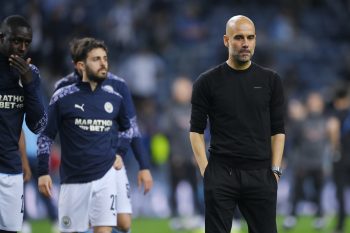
[62,216,71,228]
[104,102,113,113]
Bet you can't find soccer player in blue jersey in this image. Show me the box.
[0,15,47,233]
[37,38,133,233]
[55,37,153,233]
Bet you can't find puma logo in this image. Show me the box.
[74,104,85,112]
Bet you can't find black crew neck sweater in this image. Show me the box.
[190,62,285,169]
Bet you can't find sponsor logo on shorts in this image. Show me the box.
[126,183,130,199]
[62,216,71,228]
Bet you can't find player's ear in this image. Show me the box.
[76,61,85,71]
[223,35,229,47]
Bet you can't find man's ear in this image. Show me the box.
[223,35,229,47]
[76,61,85,71]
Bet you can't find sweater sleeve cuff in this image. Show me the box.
[37,154,49,177]
[131,137,151,169]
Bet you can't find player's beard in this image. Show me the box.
[86,66,107,84]
[234,52,252,64]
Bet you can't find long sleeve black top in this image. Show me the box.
[0,54,47,174]
[190,62,285,169]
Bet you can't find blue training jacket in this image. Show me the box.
[37,80,132,184]
[54,71,151,169]
[0,54,47,174]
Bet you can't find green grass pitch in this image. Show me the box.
[26,216,350,233]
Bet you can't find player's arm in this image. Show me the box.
[19,129,32,182]
[21,64,47,134]
[189,132,208,177]
[130,119,153,194]
[118,81,152,168]
[270,73,285,181]
[190,76,210,177]
[271,133,285,181]
[115,98,132,161]
[37,99,59,198]
[326,116,341,160]
[117,80,153,193]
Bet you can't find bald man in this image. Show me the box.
[0,15,47,233]
[189,15,285,233]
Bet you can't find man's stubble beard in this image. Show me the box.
[86,67,107,84]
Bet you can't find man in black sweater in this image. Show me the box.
[189,15,285,233]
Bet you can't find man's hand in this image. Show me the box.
[9,55,32,84]
[38,175,53,198]
[273,173,280,183]
[113,155,124,170]
[138,169,153,195]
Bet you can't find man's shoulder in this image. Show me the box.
[101,84,123,99]
[105,72,130,94]
[202,63,224,77]
[196,63,224,83]
[50,83,79,105]
[252,62,278,77]
[54,72,79,91]
[107,72,125,83]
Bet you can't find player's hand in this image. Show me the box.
[22,161,32,182]
[38,175,53,198]
[137,169,153,195]
[200,164,207,177]
[113,155,124,170]
[9,55,32,84]
[273,173,280,183]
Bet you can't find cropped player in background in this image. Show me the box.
[0,15,47,233]
[328,88,350,233]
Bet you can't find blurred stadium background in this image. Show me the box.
[2,0,350,232]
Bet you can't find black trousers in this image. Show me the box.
[204,157,278,233]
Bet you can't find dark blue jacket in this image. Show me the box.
[0,54,47,174]
[54,71,150,169]
[38,81,132,184]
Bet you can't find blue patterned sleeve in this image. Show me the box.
[116,98,132,157]
[117,80,150,169]
[37,94,60,176]
[23,65,47,134]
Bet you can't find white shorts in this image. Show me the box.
[116,166,132,214]
[58,167,118,232]
[0,173,24,231]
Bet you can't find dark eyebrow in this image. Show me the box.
[233,34,255,39]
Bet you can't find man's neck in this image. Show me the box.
[89,82,97,91]
[82,75,98,91]
[226,59,251,70]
